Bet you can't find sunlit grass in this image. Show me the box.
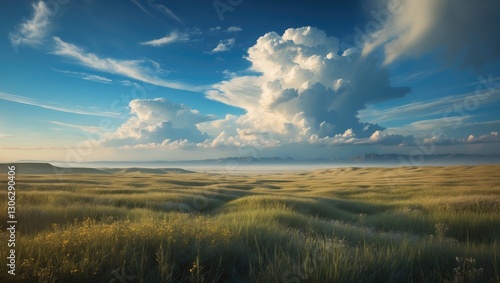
[0,165,499,282]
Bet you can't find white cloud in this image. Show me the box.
[140,31,189,47]
[131,0,183,24]
[226,26,243,33]
[131,0,153,17]
[206,26,410,146]
[307,129,413,146]
[422,131,500,146]
[210,38,235,53]
[151,3,183,24]
[48,121,104,134]
[359,87,500,124]
[209,26,242,33]
[0,91,119,117]
[52,37,202,92]
[9,1,50,47]
[100,98,215,147]
[222,70,237,79]
[363,0,500,68]
[209,26,222,33]
[466,132,499,144]
[0,134,14,138]
[197,114,239,138]
[387,118,500,145]
[53,69,113,84]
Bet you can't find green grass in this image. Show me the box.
[1,165,499,282]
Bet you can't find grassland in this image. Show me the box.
[1,165,499,282]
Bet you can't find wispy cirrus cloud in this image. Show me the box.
[387,118,500,141]
[363,0,500,68]
[9,1,50,48]
[359,88,500,124]
[130,0,153,17]
[48,121,104,133]
[52,37,202,92]
[131,0,183,24]
[52,69,113,84]
[140,31,189,47]
[152,3,183,24]
[0,91,119,117]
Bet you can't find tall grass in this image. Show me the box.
[0,165,499,282]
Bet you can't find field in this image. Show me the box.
[1,165,500,282]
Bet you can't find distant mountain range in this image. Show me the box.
[197,153,499,165]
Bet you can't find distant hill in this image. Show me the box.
[2,153,498,175]
[0,163,195,175]
[1,163,109,175]
[104,168,195,174]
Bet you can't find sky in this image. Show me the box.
[1,0,500,163]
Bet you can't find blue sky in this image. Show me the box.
[1,0,499,162]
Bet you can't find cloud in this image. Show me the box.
[209,26,221,33]
[422,131,500,146]
[307,129,414,146]
[362,0,500,68]
[132,0,183,24]
[0,91,119,117]
[52,37,202,92]
[140,31,189,47]
[48,121,104,134]
[209,26,242,33]
[210,38,235,53]
[0,134,14,138]
[131,0,153,17]
[226,26,243,33]
[53,69,113,84]
[388,116,472,137]
[206,26,410,146]
[388,118,500,141]
[9,1,50,48]
[101,98,214,147]
[359,87,500,124]
[466,132,499,144]
[151,3,183,24]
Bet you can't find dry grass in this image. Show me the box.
[0,165,499,282]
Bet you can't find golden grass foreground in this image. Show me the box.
[1,165,499,282]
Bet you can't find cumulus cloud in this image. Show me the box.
[206,26,410,146]
[9,1,50,48]
[466,132,499,144]
[308,129,413,146]
[101,98,214,147]
[363,0,500,68]
[210,38,235,53]
[423,131,499,145]
[140,31,189,46]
